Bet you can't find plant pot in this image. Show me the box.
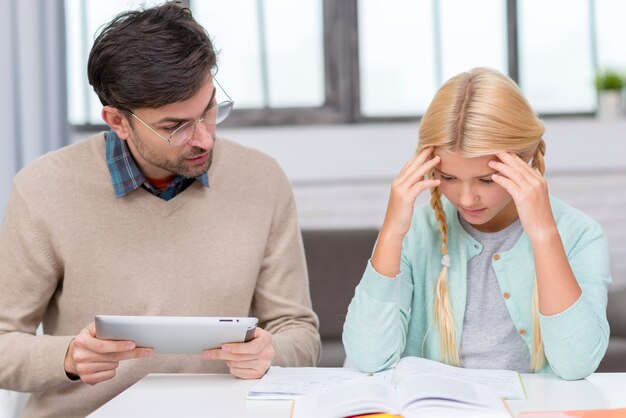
[597,90,623,120]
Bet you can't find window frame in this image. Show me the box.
[71,0,605,132]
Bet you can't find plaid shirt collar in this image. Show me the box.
[105,130,209,200]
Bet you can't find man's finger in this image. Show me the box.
[225,358,266,370]
[75,360,119,376]
[81,369,117,386]
[229,366,265,380]
[203,349,259,361]
[76,331,137,355]
[107,347,154,362]
[223,328,270,355]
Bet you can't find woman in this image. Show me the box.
[342,67,611,380]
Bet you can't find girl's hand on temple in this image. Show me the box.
[381,147,441,239]
[372,147,440,277]
[489,152,557,241]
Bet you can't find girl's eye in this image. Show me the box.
[440,175,455,181]
[479,178,495,184]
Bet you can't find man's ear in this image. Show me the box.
[102,106,131,140]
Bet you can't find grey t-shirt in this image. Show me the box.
[458,214,531,372]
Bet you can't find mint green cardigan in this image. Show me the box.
[342,197,611,380]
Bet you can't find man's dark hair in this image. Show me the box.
[87,1,216,110]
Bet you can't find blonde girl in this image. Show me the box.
[343,67,611,380]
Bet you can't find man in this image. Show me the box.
[0,3,320,417]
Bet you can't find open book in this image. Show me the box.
[388,356,525,400]
[292,357,521,418]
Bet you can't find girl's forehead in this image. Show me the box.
[434,149,498,177]
[434,149,496,162]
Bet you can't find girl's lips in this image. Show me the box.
[460,207,486,216]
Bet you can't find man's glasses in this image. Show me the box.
[123,78,234,147]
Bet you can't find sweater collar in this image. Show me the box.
[105,130,209,198]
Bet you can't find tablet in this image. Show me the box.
[95,315,258,354]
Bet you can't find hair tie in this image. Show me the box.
[441,254,450,268]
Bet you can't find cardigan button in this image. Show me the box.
[503,292,511,300]
[493,253,501,261]
[519,328,527,335]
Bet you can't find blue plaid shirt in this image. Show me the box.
[105,131,209,201]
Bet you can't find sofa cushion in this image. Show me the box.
[607,286,626,338]
[302,229,378,340]
[597,337,626,372]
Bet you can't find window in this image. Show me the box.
[194,0,325,109]
[65,0,336,127]
[65,0,165,126]
[517,0,595,114]
[358,0,507,117]
[65,0,626,128]
[594,0,626,70]
[358,0,437,117]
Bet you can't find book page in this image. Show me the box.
[246,367,367,399]
[395,373,508,415]
[392,357,525,400]
[293,376,398,418]
[403,404,510,418]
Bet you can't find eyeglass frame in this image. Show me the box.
[119,78,234,147]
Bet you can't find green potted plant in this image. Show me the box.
[595,69,625,120]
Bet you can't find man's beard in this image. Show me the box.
[128,130,213,178]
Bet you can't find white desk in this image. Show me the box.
[88,372,626,418]
[507,373,626,415]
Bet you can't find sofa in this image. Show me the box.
[302,229,626,371]
[600,286,626,371]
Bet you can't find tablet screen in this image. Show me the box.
[95,315,258,354]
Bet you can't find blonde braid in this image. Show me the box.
[530,281,546,371]
[529,139,547,371]
[429,182,460,366]
[531,139,546,175]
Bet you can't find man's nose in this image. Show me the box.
[187,121,214,149]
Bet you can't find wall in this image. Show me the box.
[72,118,626,288]
[228,119,626,288]
[219,118,626,182]
[0,0,68,218]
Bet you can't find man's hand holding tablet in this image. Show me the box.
[64,321,154,385]
[64,316,266,384]
[203,326,274,379]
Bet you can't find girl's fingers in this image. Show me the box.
[397,155,417,177]
[488,160,528,189]
[402,155,440,188]
[495,152,538,177]
[491,173,519,196]
[398,147,436,182]
[408,179,441,197]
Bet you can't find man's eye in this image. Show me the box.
[203,102,218,118]
[164,123,184,133]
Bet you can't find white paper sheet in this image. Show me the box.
[247,367,370,399]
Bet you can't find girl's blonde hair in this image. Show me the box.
[417,67,546,371]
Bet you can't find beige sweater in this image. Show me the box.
[0,134,320,418]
